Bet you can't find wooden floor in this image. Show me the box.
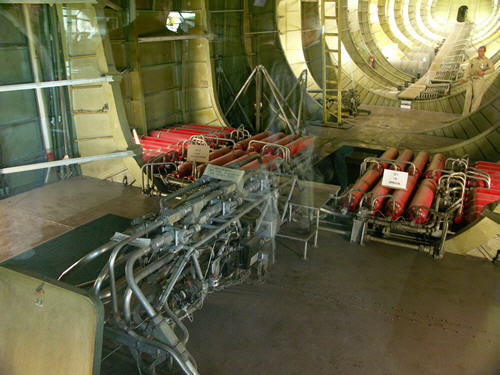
[0,176,160,262]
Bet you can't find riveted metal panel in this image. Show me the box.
[0,4,45,195]
[141,65,179,94]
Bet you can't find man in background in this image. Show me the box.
[461,46,494,115]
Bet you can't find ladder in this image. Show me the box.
[320,0,342,124]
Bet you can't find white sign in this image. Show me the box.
[381,169,409,190]
[187,144,210,162]
[203,163,245,183]
[400,100,412,109]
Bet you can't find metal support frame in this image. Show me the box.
[216,63,253,129]
[224,65,308,135]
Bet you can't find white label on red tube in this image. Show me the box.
[187,144,210,162]
[203,163,245,183]
[381,169,409,190]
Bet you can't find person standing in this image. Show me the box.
[461,46,494,115]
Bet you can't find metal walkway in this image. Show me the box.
[398,23,472,100]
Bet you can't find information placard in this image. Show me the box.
[203,163,245,183]
[400,100,412,109]
[381,169,408,190]
[187,144,210,162]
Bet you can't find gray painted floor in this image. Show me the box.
[2,178,498,375]
[310,105,462,158]
[186,234,500,375]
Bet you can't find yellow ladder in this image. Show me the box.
[320,0,342,124]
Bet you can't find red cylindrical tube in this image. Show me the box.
[234,131,270,151]
[424,153,446,181]
[384,151,424,219]
[240,154,279,170]
[368,181,391,213]
[196,150,246,176]
[247,133,285,152]
[393,149,413,171]
[377,147,399,169]
[163,128,211,136]
[284,136,313,156]
[141,136,178,146]
[140,141,183,156]
[209,147,232,160]
[344,168,383,211]
[176,147,232,177]
[176,162,193,178]
[411,151,429,178]
[180,123,236,132]
[207,150,245,166]
[261,134,298,154]
[385,175,419,219]
[223,152,258,167]
[148,131,194,143]
[408,179,438,224]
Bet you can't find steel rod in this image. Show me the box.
[138,34,213,43]
[0,151,135,174]
[23,5,52,160]
[0,76,114,93]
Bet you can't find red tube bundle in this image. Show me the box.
[345,148,400,212]
[140,123,315,184]
[261,134,298,154]
[385,152,429,219]
[285,136,313,156]
[368,149,413,214]
[247,133,285,152]
[234,131,270,151]
[176,147,232,178]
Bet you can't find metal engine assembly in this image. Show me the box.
[58,166,284,375]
